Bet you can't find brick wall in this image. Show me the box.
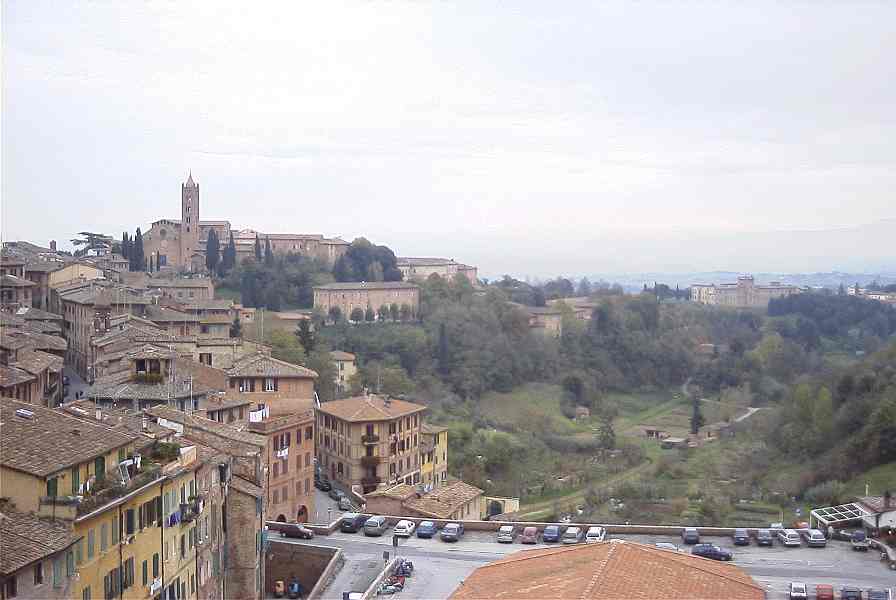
[265,541,338,598]
[225,487,263,600]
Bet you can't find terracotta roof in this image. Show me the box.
[2,329,67,352]
[15,306,63,321]
[145,305,199,323]
[147,405,266,447]
[0,364,36,387]
[330,350,356,361]
[366,483,418,501]
[147,277,212,288]
[23,261,65,273]
[314,281,419,291]
[0,509,79,575]
[230,475,263,498]
[0,398,142,477]
[317,394,426,422]
[0,274,35,287]
[449,540,764,600]
[11,350,57,376]
[227,353,317,379]
[87,377,214,403]
[403,481,482,519]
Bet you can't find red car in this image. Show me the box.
[520,526,539,544]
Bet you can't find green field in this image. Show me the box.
[843,462,896,497]
[478,383,589,435]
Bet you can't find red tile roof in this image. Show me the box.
[449,540,764,600]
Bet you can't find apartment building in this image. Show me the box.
[224,353,317,417]
[690,275,800,309]
[330,351,357,394]
[315,394,427,493]
[419,423,449,488]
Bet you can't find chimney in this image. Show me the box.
[95,407,102,421]
[49,240,57,251]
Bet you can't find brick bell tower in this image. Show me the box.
[180,171,200,271]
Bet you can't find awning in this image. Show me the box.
[810,502,872,528]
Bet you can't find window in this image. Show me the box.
[34,562,43,585]
[82,586,91,600]
[100,523,108,552]
[71,466,81,494]
[273,488,279,504]
[281,459,288,475]
[66,551,74,577]
[305,452,311,468]
[125,509,136,536]
[272,462,279,478]
[152,553,159,578]
[305,426,313,441]
[74,538,85,565]
[180,534,186,559]
[142,560,148,586]
[87,528,95,559]
[305,478,310,494]
[46,476,58,497]
[264,377,277,391]
[2,575,16,598]
[283,486,289,501]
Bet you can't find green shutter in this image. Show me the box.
[87,528,95,559]
[111,515,119,544]
[100,523,108,552]
[46,477,58,497]
[71,467,81,495]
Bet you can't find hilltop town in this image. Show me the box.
[2,174,894,599]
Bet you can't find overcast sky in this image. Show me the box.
[3,2,895,277]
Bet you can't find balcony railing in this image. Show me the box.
[361,433,380,444]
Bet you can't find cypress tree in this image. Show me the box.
[254,237,262,261]
[264,237,274,267]
[206,230,220,273]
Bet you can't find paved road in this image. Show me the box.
[283,528,895,599]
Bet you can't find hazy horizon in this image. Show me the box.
[4,2,895,277]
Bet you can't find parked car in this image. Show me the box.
[280,523,314,539]
[690,544,733,561]
[655,542,679,551]
[840,587,862,600]
[777,529,801,547]
[755,529,774,546]
[732,528,750,546]
[363,516,388,537]
[850,530,870,551]
[328,488,345,502]
[561,526,583,544]
[340,513,369,533]
[867,590,889,600]
[542,525,563,543]
[393,520,416,538]
[803,529,826,547]
[520,526,539,544]
[338,496,354,511]
[681,527,700,544]
[814,584,834,600]
[788,582,808,600]
[497,525,517,543]
[416,521,437,538]
[585,526,606,543]
[314,478,332,492]
[440,522,464,542]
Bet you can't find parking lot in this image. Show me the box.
[293,524,895,599]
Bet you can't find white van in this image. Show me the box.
[777,529,801,547]
[585,526,606,543]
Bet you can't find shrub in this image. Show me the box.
[803,480,847,506]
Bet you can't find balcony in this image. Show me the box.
[360,455,381,468]
[361,433,380,445]
[248,406,270,423]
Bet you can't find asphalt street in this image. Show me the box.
[282,527,895,600]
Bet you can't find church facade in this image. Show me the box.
[142,173,349,272]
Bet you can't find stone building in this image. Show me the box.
[315,394,427,493]
[363,480,483,521]
[313,281,420,321]
[396,257,478,284]
[330,350,357,394]
[510,303,564,338]
[690,275,800,309]
[142,174,349,273]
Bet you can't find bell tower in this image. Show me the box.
[180,171,200,271]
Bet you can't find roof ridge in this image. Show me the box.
[476,542,589,569]
[580,539,616,599]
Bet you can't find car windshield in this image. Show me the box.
[421,521,433,528]
[499,526,513,533]
[445,524,458,532]
[852,531,866,540]
[545,526,558,533]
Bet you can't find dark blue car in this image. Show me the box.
[416,520,437,538]
[691,544,733,561]
[542,525,563,543]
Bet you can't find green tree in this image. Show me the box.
[254,237,262,261]
[132,228,145,272]
[389,303,399,322]
[205,229,220,273]
[229,315,242,338]
[220,231,237,274]
[436,322,450,375]
[597,414,616,449]
[350,307,365,322]
[305,349,337,402]
[296,319,315,353]
[377,304,390,322]
[690,397,705,434]
[399,303,412,322]
[364,305,376,322]
[264,237,274,267]
[328,306,343,324]
[268,330,306,365]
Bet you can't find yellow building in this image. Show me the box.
[419,423,448,489]
[0,399,217,600]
